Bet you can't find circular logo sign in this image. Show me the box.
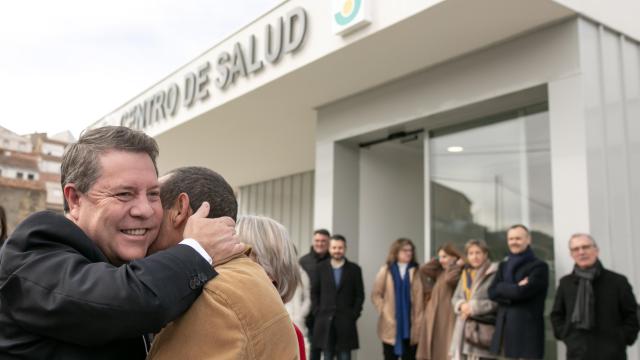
[335,0,362,26]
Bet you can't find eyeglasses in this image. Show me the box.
[570,244,595,254]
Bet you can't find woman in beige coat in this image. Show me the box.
[416,243,463,360]
[372,238,424,360]
[449,239,498,360]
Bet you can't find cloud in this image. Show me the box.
[0,0,278,137]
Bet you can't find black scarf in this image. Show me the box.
[502,246,535,284]
[571,261,601,330]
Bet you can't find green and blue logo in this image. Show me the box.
[334,0,362,26]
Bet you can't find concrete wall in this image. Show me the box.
[578,19,640,290]
[547,17,640,359]
[554,0,640,41]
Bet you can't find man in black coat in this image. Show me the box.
[311,234,364,360]
[300,228,331,360]
[0,126,241,359]
[551,233,639,360]
[488,224,549,359]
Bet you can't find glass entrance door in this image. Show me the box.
[429,108,556,358]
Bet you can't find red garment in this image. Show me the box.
[293,323,306,360]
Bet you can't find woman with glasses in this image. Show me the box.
[372,238,423,360]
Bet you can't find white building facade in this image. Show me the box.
[92,1,640,358]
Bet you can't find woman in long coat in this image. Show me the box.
[449,239,498,360]
[416,243,463,360]
[372,238,424,360]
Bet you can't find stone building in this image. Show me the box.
[0,176,46,235]
[0,127,73,235]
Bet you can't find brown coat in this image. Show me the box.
[148,251,299,360]
[416,260,462,360]
[371,264,424,345]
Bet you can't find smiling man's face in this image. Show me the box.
[73,150,163,265]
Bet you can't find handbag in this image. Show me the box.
[463,314,496,349]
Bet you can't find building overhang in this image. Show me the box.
[94,0,578,186]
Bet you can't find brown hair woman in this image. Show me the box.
[416,243,464,360]
[372,238,424,360]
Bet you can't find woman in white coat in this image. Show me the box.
[285,267,311,353]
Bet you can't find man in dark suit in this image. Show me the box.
[551,233,639,360]
[0,126,242,359]
[488,224,549,360]
[311,234,364,360]
[300,228,331,360]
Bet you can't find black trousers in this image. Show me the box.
[309,348,322,360]
[383,341,417,360]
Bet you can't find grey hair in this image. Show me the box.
[236,215,301,303]
[61,126,159,212]
[569,233,598,248]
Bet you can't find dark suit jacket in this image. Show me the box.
[299,247,329,334]
[311,258,364,351]
[488,255,549,359]
[0,211,217,359]
[551,262,639,360]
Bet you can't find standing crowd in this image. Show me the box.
[293,225,640,360]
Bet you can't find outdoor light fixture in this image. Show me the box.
[447,146,464,153]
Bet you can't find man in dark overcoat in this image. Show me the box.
[488,224,549,359]
[0,126,241,359]
[551,233,639,360]
[300,228,331,360]
[311,234,365,360]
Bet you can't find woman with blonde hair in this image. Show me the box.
[449,239,498,360]
[236,215,301,303]
[236,215,306,360]
[372,238,423,360]
[416,243,464,360]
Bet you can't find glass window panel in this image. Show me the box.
[430,109,556,359]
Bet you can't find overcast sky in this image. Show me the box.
[0,0,277,138]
